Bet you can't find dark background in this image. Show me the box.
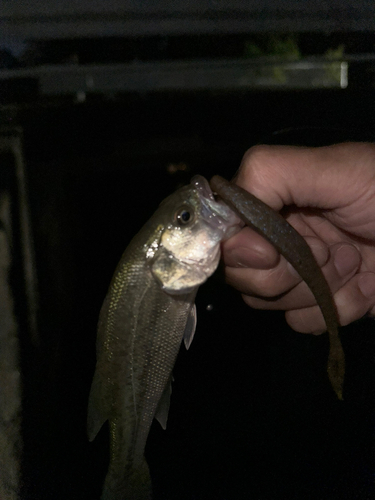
[1,3,375,499]
[7,90,372,500]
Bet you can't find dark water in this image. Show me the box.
[10,89,375,499]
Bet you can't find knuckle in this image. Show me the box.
[238,145,278,192]
[241,144,273,163]
[240,145,273,174]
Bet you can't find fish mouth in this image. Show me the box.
[191,175,241,238]
[191,175,216,201]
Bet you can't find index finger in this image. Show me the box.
[235,143,375,212]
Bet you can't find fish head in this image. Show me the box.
[150,176,240,294]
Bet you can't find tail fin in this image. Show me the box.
[101,459,152,500]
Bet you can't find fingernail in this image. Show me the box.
[358,273,375,298]
[333,244,361,277]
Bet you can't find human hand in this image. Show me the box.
[222,142,375,334]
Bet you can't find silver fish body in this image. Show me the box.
[87,176,239,500]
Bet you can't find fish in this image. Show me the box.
[87,176,240,500]
[209,175,345,400]
[88,174,345,500]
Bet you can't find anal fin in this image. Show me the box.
[87,368,110,441]
[154,378,173,430]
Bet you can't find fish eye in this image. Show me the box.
[175,205,194,226]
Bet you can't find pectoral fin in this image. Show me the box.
[184,304,197,350]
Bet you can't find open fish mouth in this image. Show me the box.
[191,175,241,239]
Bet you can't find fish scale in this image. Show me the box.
[88,177,237,500]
